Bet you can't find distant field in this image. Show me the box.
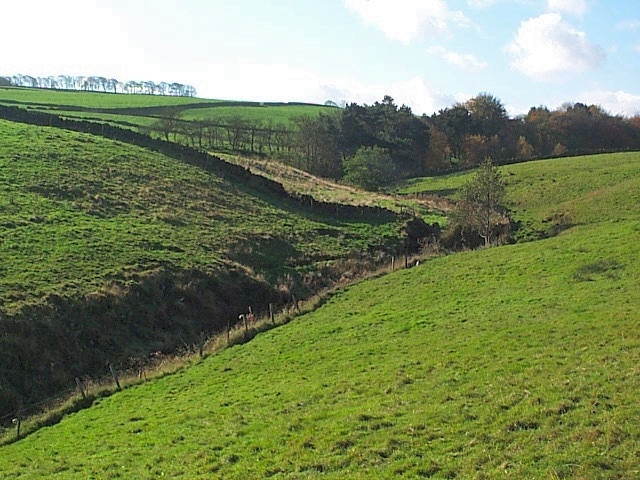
[501,153,640,237]
[0,87,333,129]
[181,103,335,127]
[33,110,160,129]
[399,171,470,198]
[1,151,638,478]
[0,86,211,109]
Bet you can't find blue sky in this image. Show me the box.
[4,0,640,116]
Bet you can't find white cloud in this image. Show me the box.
[196,63,332,103]
[308,75,454,116]
[616,19,640,31]
[581,90,640,117]
[1,0,146,79]
[506,13,605,80]
[467,0,497,7]
[197,65,452,116]
[547,0,589,16]
[388,77,456,115]
[428,46,488,71]
[344,0,470,43]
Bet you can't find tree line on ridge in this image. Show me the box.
[1,74,197,97]
[3,76,638,190]
[148,93,640,190]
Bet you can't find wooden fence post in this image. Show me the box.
[292,295,300,313]
[199,331,206,358]
[227,317,231,345]
[109,363,122,391]
[269,303,275,325]
[76,377,86,399]
[15,402,22,440]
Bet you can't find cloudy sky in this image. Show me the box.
[3,0,640,117]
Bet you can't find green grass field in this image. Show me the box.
[0,90,428,423]
[399,152,640,240]
[1,152,638,478]
[0,87,333,132]
[180,104,335,128]
[0,118,402,311]
[0,86,211,109]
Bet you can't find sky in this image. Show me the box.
[3,0,640,117]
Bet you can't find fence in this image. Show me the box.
[0,249,427,444]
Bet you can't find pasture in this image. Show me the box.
[179,103,335,128]
[0,86,210,109]
[0,118,404,311]
[1,152,638,478]
[0,86,333,131]
[0,114,408,420]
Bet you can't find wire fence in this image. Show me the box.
[0,253,428,443]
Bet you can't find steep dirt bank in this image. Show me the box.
[0,264,282,420]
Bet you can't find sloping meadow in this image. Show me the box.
[0,119,401,306]
[0,118,404,417]
[1,153,638,477]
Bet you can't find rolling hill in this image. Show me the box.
[1,151,638,478]
[0,95,417,419]
[0,86,334,131]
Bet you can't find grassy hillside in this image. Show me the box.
[502,153,640,239]
[0,118,402,308]
[400,151,640,239]
[1,152,638,478]
[0,86,208,108]
[0,114,409,416]
[180,104,333,128]
[0,86,332,130]
[222,153,448,223]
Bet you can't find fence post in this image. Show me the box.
[199,331,206,358]
[14,402,22,440]
[75,377,86,399]
[269,303,275,325]
[292,295,300,313]
[109,363,122,391]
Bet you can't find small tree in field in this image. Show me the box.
[343,146,396,191]
[455,158,506,247]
